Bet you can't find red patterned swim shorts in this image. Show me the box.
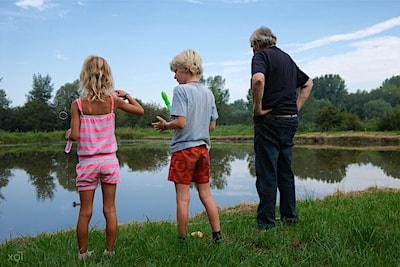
[168,145,210,185]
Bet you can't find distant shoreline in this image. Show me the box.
[1,131,399,148]
[207,131,400,147]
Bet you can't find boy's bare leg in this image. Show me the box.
[175,183,191,237]
[197,183,220,232]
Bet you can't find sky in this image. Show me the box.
[1,0,399,108]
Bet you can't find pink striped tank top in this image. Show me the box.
[76,96,117,157]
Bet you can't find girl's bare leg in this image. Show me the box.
[77,190,95,253]
[102,183,118,251]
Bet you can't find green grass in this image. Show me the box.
[0,128,157,144]
[2,127,400,146]
[1,188,399,266]
[0,125,254,145]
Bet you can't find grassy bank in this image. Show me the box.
[1,126,400,146]
[1,188,399,266]
[0,125,252,144]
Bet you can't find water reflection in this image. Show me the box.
[293,147,400,183]
[1,143,400,241]
[1,144,400,202]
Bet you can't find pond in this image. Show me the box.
[1,142,400,242]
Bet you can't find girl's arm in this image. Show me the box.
[66,100,80,141]
[114,89,144,116]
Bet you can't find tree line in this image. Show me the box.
[0,73,400,132]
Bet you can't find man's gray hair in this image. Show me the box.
[250,26,277,48]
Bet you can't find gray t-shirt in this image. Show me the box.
[170,82,219,153]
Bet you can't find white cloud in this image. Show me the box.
[55,51,68,61]
[184,0,260,4]
[15,0,46,10]
[222,0,261,3]
[294,16,400,52]
[204,17,400,101]
[303,36,400,92]
[58,9,70,18]
[183,0,202,4]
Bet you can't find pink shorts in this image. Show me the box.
[76,154,120,191]
[168,145,210,185]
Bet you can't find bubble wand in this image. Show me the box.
[58,110,73,154]
[161,91,171,114]
[65,139,73,153]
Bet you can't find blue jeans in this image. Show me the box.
[253,115,299,228]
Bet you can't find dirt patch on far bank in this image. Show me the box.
[208,132,400,148]
[295,132,400,147]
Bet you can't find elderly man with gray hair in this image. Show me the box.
[249,26,313,230]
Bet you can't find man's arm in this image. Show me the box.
[251,72,271,117]
[297,78,313,111]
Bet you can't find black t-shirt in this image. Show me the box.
[251,46,309,115]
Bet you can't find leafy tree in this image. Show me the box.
[298,96,330,131]
[246,88,253,113]
[0,89,11,109]
[14,101,57,131]
[115,100,165,129]
[53,80,80,130]
[378,106,400,131]
[314,105,344,131]
[0,89,12,131]
[232,99,247,111]
[134,101,165,128]
[206,76,231,125]
[344,76,400,121]
[363,99,392,120]
[382,75,400,87]
[312,74,348,109]
[315,104,361,131]
[340,113,362,131]
[227,99,252,125]
[344,90,373,120]
[2,72,399,132]
[14,74,57,132]
[27,73,53,103]
[225,108,251,125]
[370,75,400,107]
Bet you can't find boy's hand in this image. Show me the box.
[152,116,167,132]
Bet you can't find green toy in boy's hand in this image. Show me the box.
[161,91,171,114]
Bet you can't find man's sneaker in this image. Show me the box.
[282,216,298,225]
[257,223,275,230]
